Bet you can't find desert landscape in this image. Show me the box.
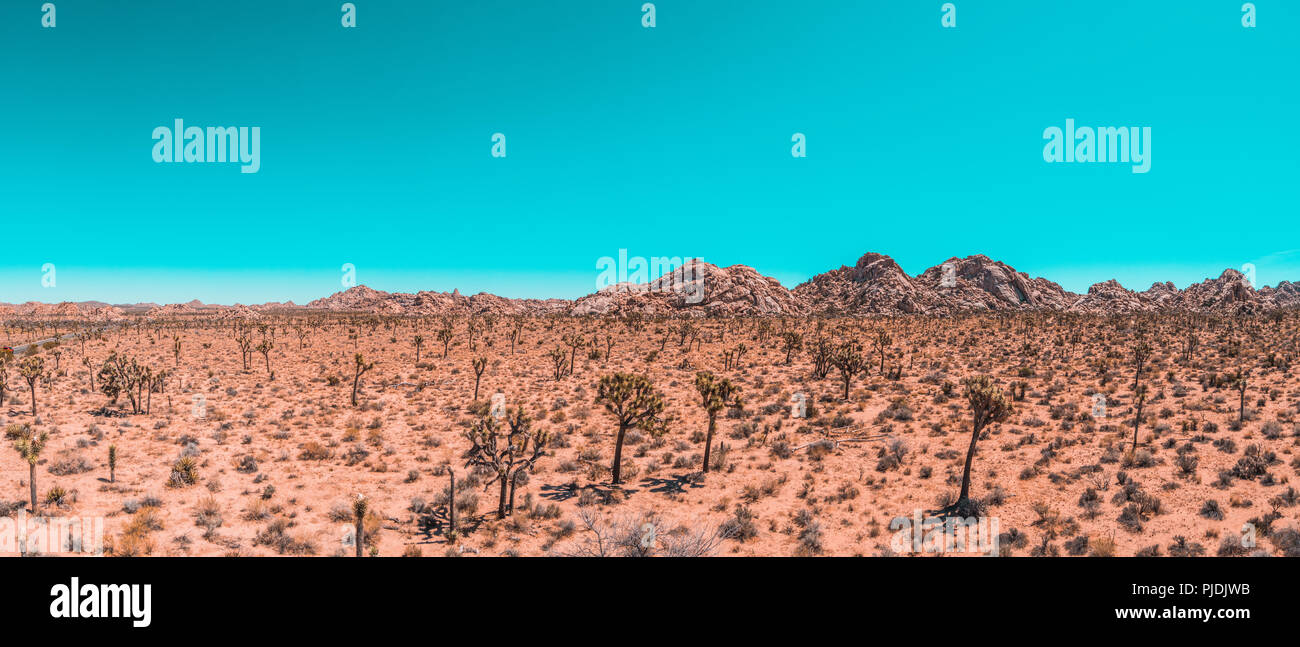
[2,252,1299,557]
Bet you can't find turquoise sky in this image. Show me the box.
[1,1,1295,304]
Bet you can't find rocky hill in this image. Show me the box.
[7,253,1300,319]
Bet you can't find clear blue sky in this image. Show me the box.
[1,1,1295,304]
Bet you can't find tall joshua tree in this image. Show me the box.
[464,406,549,518]
[256,338,274,373]
[830,340,868,400]
[1131,340,1152,393]
[446,468,458,540]
[779,332,803,365]
[872,329,893,374]
[437,327,453,358]
[236,333,253,370]
[351,353,375,407]
[563,333,584,377]
[940,375,1012,517]
[19,356,44,416]
[0,358,8,407]
[13,426,49,513]
[694,371,743,474]
[1131,385,1147,454]
[1233,368,1249,424]
[352,494,368,557]
[508,319,523,355]
[595,373,667,485]
[413,335,424,364]
[471,356,487,402]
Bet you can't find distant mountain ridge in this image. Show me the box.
[5,252,1298,318]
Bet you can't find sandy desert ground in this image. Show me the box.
[2,312,1298,557]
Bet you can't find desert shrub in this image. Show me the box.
[720,505,758,542]
[254,518,317,555]
[166,456,199,488]
[298,442,332,461]
[47,453,94,476]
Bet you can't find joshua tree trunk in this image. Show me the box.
[28,463,37,514]
[447,470,457,538]
[354,516,364,557]
[29,382,36,416]
[497,473,509,519]
[958,422,983,503]
[1132,395,1144,453]
[702,412,717,473]
[611,423,628,485]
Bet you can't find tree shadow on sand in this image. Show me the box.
[417,506,484,542]
[639,473,705,495]
[540,481,637,503]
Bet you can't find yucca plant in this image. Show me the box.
[595,373,667,485]
[694,371,742,474]
[18,356,44,416]
[167,455,199,488]
[352,494,368,557]
[351,353,375,407]
[13,427,48,512]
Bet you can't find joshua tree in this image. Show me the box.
[437,327,453,358]
[446,468,458,540]
[941,375,1013,517]
[146,368,167,415]
[351,353,375,407]
[99,353,145,414]
[471,356,487,401]
[872,329,893,374]
[352,494,368,557]
[508,319,523,355]
[809,337,832,379]
[82,356,94,391]
[1131,385,1147,454]
[722,343,748,371]
[1132,340,1152,392]
[12,426,48,513]
[1233,368,1249,424]
[413,335,424,364]
[464,406,549,518]
[595,373,667,485]
[779,331,803,365]
[563,333,585,377]
[18,356,44,416]
[235,333,253,370]
[1181,332,1200,362]
[172,335,182,367]
[0,358,8,407]
[547,347,568,382]
[108,444,117,483]
[830,341,867,400]
[694,371,743,474]
[256,338,273,373]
